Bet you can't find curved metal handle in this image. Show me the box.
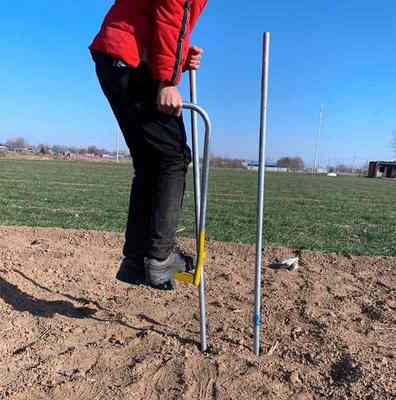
[182,103,212,138]
[175,102,211,287]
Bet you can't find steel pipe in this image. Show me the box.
[254,32,271,356]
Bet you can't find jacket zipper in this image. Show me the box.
[171,0,190,84]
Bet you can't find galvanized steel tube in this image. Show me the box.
[254,32,270,356]
[188,70,208,353]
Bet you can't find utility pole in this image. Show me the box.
[313,104,324,174]
[352,153,357,174]
[116,127,120,162]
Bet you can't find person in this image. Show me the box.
[90,0,208,290]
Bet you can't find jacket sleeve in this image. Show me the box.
[151,0,193,85]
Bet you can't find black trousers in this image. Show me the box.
[93,52,191,260]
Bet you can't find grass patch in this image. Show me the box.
[1,159,395,256]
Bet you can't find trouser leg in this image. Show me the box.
[122,166,151,260]
[139,112,192,260]
[93,53,191,262]
[94,57,153,261]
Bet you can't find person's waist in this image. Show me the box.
[91,50,129,68]
[91,50,150,69]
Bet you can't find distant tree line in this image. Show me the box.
[327,164,367,175]
[1,135,377,175]
[204,155,308,171]
[37,143,110,156]
[2,137,114,157]
[276,156,305,171]
[209,156,244,169]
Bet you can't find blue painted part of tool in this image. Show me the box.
[254,313,261,327]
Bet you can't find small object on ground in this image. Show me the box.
[176,226,186,233]
[327,172,337,177]
[267,340,279,356]
[270,257,299,272]
[13,327,51,355]
[145,252,193,290]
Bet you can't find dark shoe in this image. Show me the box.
[116,256,145,285]
[145,253,194,290]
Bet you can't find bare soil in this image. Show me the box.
[0,226,395,400]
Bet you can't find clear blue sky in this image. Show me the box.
[0,0,395,167]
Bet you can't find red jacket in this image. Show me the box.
[90,0,207,85]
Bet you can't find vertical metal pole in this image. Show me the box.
[254,32,270,356]
[189,69,208,352]
[313,104,324,174]
[116,128,120,162]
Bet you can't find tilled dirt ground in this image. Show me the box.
[0,226,395,400]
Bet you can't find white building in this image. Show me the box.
[242,161,287,172]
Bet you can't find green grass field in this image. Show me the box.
[1,159,395,256]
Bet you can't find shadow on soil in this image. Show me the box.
[13,269,108,312]
[330,354,363,385]
[0,276,96,319]
[3,269,199,349]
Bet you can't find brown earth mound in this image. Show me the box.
[0,227,394,400]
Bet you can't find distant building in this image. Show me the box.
[242,160,259,171]
[15,145,33,153]
[242,160,287,172]
[266,166,288,173]
[368,161,396,178]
